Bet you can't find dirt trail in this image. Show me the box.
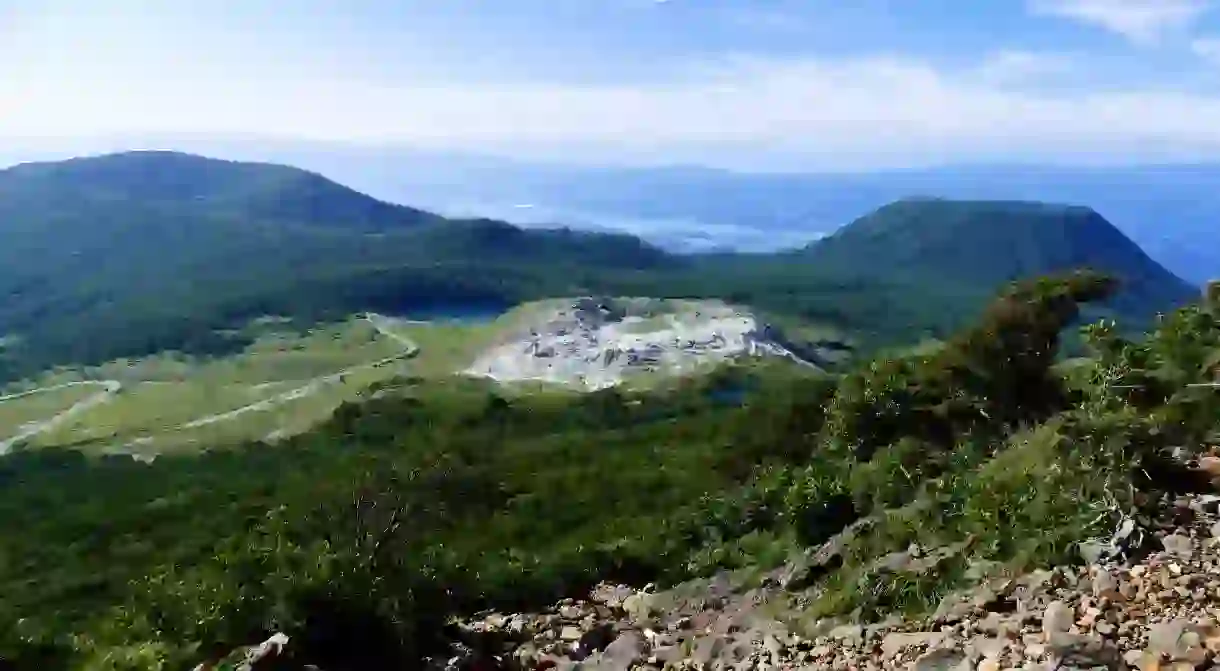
[0,380,122,454]
[177,314,417,429]
[0,314,419,454]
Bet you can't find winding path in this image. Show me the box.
[0,314,419,452]
[171,314,417,429]
[0,380,122,454]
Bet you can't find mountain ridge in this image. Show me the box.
[0,151,1197,381]
[0,150,443,232]
[800,197,1198,318]
[192,143,1212,280]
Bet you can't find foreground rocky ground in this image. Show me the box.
[411,492,1220,671]
[212,486,1220,671]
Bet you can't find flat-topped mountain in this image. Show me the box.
[800,197,1198,320]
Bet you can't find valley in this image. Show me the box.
[16,0,1220,667]
[2,151,1218,671]
[0,299,831,455]
[0,314,432,454]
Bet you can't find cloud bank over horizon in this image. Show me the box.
[4,0,1220,170]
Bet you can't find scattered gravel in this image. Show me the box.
[426,492,1220,670]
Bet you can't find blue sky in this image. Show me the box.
[4,0,1220,169]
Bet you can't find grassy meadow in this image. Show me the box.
[0,384,102,440]
[2,315,500,454]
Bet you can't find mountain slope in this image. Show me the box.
[0,153,677,381]
[0,150,443,232]
[798,198,1198,320]
[198,142,1214,281]
[0,151,1197,383]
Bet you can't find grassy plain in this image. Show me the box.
[0,385,100,440]
[2,302,840,454]
[9,315,499,454]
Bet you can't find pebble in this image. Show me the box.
[423,492,1220,671]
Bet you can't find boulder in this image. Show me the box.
[591,632,645,671]
[239,633,290,671]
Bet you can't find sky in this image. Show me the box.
[5,0,1220,170]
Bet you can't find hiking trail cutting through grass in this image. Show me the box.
[0,381,123,454]
[0,314,418,454]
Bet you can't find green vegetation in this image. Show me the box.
[0,154,1196,383]
[0,384,99,438]
[10,318,469,453]
[3,268,1218,669]
[0,153,672,382]
[0,151,1210,669]
[800,198,1196,322]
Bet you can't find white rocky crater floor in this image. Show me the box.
[464,297,813,390]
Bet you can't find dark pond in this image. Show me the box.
[394,301,510,324]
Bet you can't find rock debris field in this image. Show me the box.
[414,491,1220,670]
[464,297,815,390]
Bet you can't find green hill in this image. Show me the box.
[0,150,443,232]
[0,153,676,381]
[794,197,1198,324]
[0,154,1198,382]
[4,271,1220,670]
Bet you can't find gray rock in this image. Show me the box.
[1091,568,1117,597]
[538,654,576,671]
[882,632,945,657]
[622,593,655,621]
[1042,601,1074,636]
[785,518,875,590]
[239,633,289,671]
[573,623,618,660]
[1162,533,1194,560]
[777,554,814,590]
[976,613,1018,637]
[593,631,645,671]
[559,605,583,620]
[649,645,683,665]
[1045,632,1121,671]
[1078,540,1111,566]
[912,649,968,671]
[1122,649,1147,666]
[932,594,976,624]
[967,635,1008,660]
[1147,619,1209,664]
[513,643,540,668]
[559,626,584,642]
[1194,494,1220,515]
[828,624,865,646]
[693,636,726,667]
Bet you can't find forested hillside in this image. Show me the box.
[5,271,1220,669]
[0,152,1198,383]
[0,151,444,232]
[800,198,1197,318]
[0,153,675,380]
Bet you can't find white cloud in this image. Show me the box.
[967,50,1077,85]
[7,50,1220,171]
[2,2,1220,170]
[1192,36,1220,63]
[1027,0,1210,44]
